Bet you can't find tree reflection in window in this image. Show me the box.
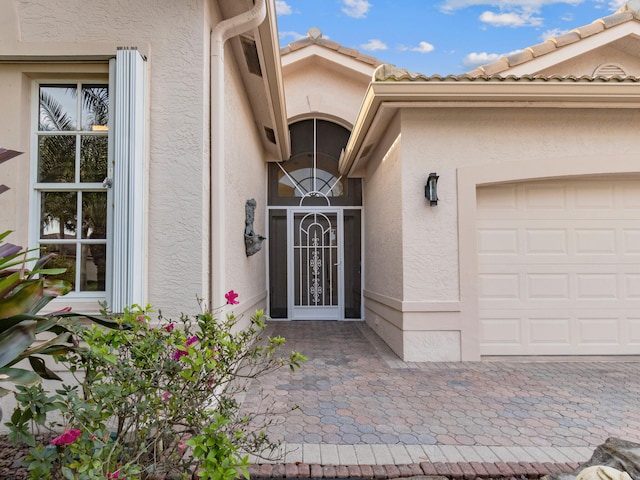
[37,83,109,292]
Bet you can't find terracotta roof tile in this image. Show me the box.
[527,41,556,58]
[467,4,640,76]
[575,21,605,39]
[549,31,581,47]
[281,28,384,67]
[601,11,634,27]
[373,64,640,83]
[505,49,534,67]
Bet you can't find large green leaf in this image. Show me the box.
[0,366,41,386]
[28,356,63,381]
[0,320,36,368]
[19,332,72,360]
[0,281,44,319]
[0,271,21,299]
[42,278,72,298]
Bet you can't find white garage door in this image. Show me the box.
[477,177,640,356]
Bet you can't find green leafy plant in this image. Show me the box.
[8,298,306,479]
[0,230,74,395]
[0,230,116,397]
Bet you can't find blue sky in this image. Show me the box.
[275,0,627,75]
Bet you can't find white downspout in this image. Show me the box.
[210,0,267,309]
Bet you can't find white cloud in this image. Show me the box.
[342,0,372,18]
[462,51,501,68]
[479,10,543,27]
[279,31,307,42]
[275,1,293,15]
[411,41,435,53]
[440,1,583,14]
[463,49,524,68]
[361,39,388,51]
[608,0,626,9]
[540,27,567,39]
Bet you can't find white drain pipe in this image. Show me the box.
[210,0,266,308]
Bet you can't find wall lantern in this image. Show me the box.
[425,172,439,206]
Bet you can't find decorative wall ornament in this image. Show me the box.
[244,199,266,256]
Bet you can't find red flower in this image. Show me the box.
[164,322,175,332]
[51,428,82,446]
[172,336,198,360]
[225,290,239,305]
[107,470,120,479]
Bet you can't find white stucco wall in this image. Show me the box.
[392,105,640,360]
[2,1,271,319]
[223,55,269,319]
[283,57,371,127]
[0,64,38,245]
[537,43,640,77]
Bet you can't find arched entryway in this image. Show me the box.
[267,118,362,320]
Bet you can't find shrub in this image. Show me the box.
[8,299,306,480]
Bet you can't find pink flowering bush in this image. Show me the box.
[8,295,306,480]
[50,428,82,446]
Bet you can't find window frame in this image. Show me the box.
[29,78,113,305]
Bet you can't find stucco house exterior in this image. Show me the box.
[1,0,639,361]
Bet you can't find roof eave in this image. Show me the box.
[255,0,290,161]
[340,79,640,176]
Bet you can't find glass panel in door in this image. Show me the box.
[290,211,342,320]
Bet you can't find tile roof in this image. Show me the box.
[373,63,640,82]
[280,28,384,67]
[466,2,640,76]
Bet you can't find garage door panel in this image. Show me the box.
[623,230,640,254]
[577,317,620,345]
[477,228,518,255]
[528,317,572,346]
[527,274,570,299]
[574,229,617,255]
[576,273,619,299]
[526,229,568,255]
[480,317,522,346]
[629,319,640,344]
[478,273,520,299]
[478,177,640,356]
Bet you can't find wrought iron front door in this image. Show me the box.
[288,209,343,320]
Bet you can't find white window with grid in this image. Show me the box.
[32,81,111,300]
[30,48,146,311]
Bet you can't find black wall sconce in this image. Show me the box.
[425,172,439,206]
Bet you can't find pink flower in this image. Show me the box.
[172,336,198,360]
[225,290,239,305]
[164,322,175,332]
[178,441,187,452]
[107,470,120,479]
[51,428,82,446]
[136,315,145,322]
[172,349,188,360]
[162,391,172,402]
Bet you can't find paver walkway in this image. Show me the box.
[239,321,640,475]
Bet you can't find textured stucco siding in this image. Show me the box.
[284,63,369,127]
[363,117,403,300]
[0,66,32,244]
[401,106,640,306]
[11,0,212,317]
[223,56,268,317]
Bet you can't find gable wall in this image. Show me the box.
[283,57,371,126]
[537,43,640,76]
